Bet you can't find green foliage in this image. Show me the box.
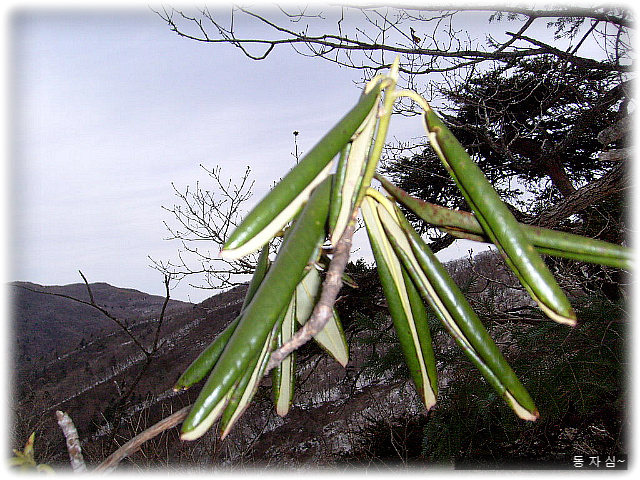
[384,56,626,242]
[336,259,387,331]
[339,415,429,467]
[339,263,626,466]
[9,432,55,473]
[448,57,621,184]
[351,311,410,383]
[517,296,626,419]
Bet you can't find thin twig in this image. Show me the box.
[18,271,177,452]
[78,270,95,305]
[106,274,173,447]
[94,406,191,473]
[151,275,171,352]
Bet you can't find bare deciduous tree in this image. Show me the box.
[151,165,258,291]
[16,272,174,451]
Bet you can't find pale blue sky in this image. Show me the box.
[9,7,494,303]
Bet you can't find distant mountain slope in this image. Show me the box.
[10,280,249,466]
[10,281,194,364]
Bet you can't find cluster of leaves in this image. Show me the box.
[9,432,55,473]
[167,54,631,443]
[339,242,627,464]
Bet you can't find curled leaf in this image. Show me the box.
[330,101,380,245]
[423,108,576,325]
[295,266,349,367]
[273,297,297,417]
[366,189,538,421]
[362,194,438,409]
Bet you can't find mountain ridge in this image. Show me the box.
[10,280,195,364]
[10,279,253,467]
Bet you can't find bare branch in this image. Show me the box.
[354,4,632,29]
[20,271,178,451]
[505,30,632,72]
[94,406,190,473]
[150,275,171,352]
[15,278,149,355]
[153,5,632,79]
[598,148,630,163]
[533,163,627,228]
[155,165,256,291]
[597,116,631,146]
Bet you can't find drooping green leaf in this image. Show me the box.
[362,194,438,409]
[329,144,350,235]
[367,189,538,421]
[272,297,297,417]
[220,325,278,439]
[377,174,632,270]
[221,85,382,259]
[331,101,379,245]
[423,108,576,325]
[174,244,271,391]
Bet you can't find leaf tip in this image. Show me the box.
[505,391,539,421]
[422,391,437,411]
[539,302,577,326]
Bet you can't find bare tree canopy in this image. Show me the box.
[154,4,631,80]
